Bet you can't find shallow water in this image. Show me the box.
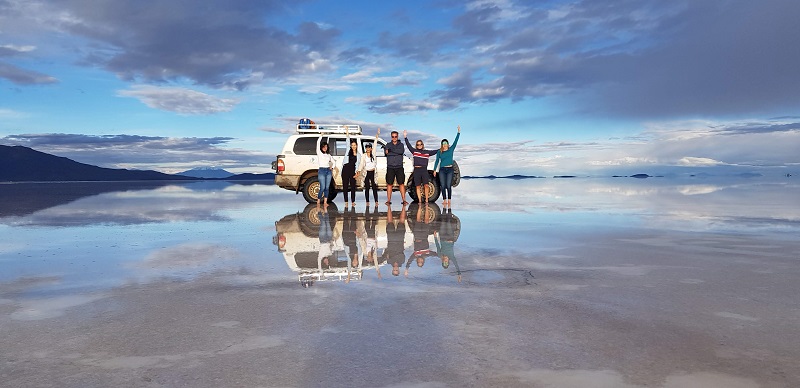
[1,177,799,387]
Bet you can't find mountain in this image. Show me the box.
[177,167,235,179]
[0,145,196,182]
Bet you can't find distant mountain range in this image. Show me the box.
[0,145,274,182]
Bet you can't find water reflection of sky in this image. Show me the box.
[1,177,797,299]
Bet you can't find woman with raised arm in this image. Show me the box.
[341,126,361,207]
[404,130,439,203]
[358,128,380,206]
[433,125,461,206]
[316,135,334,206]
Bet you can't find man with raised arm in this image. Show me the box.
[382,130,408,205]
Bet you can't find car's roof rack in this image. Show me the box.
[296,124,363,134]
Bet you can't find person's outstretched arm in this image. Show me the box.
[403,131,415,153]
[451,126,461,149]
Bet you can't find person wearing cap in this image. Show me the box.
[433,125,461,206]
[358,128,380,205]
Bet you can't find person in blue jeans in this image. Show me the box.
[433,125,460,206]
[316,135,334,205]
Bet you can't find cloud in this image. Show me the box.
[1,133,270,171]
[341,68,426,87]
[374,1,800,117]
[0,44,37,56]
[259,116,398,135]
[345,94,441,114]
[1,0,328,89]
[2,0,798,120]
[0,62,58,85]
[117,85,239,115]
[453,117,800,176]
[0,108,28,119]
[677,157,726,167]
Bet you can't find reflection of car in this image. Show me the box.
[271,122,459,203]
[273,204,414,285]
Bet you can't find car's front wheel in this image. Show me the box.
[301,176,338,203]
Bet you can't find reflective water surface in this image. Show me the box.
[1,178,799,387]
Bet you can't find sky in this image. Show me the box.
[1,0,798,177]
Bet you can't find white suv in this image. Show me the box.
[272,123,458,203]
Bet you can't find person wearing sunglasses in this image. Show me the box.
[382,130,408,205]
[403,130,439,203]
[433,125,460,206]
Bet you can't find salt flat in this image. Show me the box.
[1,178,798,387]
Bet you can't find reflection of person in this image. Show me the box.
[341,206,359,270]
[310,208,337,287]
[382,130,407,205]
[404,130,438,203]
[359,128,380,205]
[315,135,334,205]
[342,127,361,207]
[433,126,460,207]
[381,203,407,276]
[435,207,461,282]
[405,204,438,276]
[359,206,381,279]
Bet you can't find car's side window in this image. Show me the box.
[375,139,387,157]
[331,137,348,156]
[293,137,318,155]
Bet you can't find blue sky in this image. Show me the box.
[1,0,798,176]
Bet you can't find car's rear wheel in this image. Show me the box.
[452,161,461,187]
[407,173,441,203]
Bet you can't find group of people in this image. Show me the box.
[305,203,461,287]
[315,126,461,207]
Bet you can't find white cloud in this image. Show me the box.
[0,108,28,119]
[1,44,36,53]
[677,157,725,167]
[117,85,239,115]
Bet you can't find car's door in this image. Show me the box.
[327,136,348,186]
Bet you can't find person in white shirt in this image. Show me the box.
[316,135,334,205]
[358,128,381,205]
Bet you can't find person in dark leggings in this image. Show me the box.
[433,125,460,207]
[403,130,439,203]
[358,129,380,205]
[341,127,361,207]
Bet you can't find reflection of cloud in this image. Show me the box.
[677,185,722,195]
[10,294,106,321]
[453,178,800,233]
[509,369,760,388]
[141,243,239,269]
[2,182,280,227]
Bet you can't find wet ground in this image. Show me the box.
[1,178,799,387]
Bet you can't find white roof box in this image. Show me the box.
[296,123,363,134]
